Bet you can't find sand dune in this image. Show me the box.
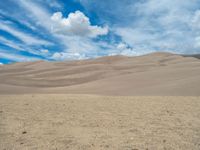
[0,52,199,95]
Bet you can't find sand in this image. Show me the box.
[0,52,200,149]
[0,94,200,150]
[0,95,200,150]
[0,52,200,96]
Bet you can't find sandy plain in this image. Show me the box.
[1,95,200,150]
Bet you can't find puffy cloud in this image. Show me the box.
[51,11,108,38]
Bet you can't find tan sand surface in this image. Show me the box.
[0,52,200,96]
[0,95,200,150]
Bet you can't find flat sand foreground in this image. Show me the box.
[0,95,200,150]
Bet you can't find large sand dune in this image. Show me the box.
[0,52,200,95]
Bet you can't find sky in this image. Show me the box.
[1,0,200,64]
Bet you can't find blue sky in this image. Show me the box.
[1,0,200,64]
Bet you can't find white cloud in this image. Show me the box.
[0,62,3,65]
[51,11,108,38]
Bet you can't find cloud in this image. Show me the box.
[194,36,200,48]
[0,51,40,62]
[191,10,200,29]
[0,36,52,57]
[0,62,3,65]
[50,35,105,60]
[79,0,200,54]
[40,49,49,54]
[37,0,63,9]
[116,43,137,56]
[0,36,24,51]
[51,52,87,60]
[122,1,200,53]
[117,43,128,50]
[16,0,55,33]
[0,9,37,31]
[15,0,110,60]
[0,22,52,46]
[106,42,137,56]
[51,11,108,38]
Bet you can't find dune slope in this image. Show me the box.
[0,52,200,95]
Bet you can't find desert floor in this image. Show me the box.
[0,95,200,150]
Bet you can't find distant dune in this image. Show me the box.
[0,52,200,95]
[182,54,200,59]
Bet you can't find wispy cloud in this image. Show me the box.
[0,50,40,62]
[0,22,52,46]
[79,0,200,54]
[0,36,51,57]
